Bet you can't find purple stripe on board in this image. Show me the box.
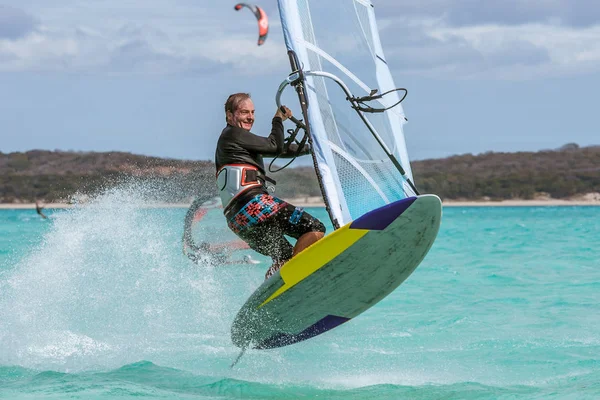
[256,315,350,349]
[350,197,417,231]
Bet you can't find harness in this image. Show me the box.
[216,164,276,210]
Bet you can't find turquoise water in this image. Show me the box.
[1,187,599,399]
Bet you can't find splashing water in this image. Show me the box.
[0,182,262,372]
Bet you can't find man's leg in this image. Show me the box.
[226,193,291,275]
[227,194,325,279]
[280,203,326,256]
[258,208,325,278]
[293,231,325,256]
[237,223,293,279]
[258,225,293,279]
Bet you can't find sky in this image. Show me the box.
[1,0,599,162]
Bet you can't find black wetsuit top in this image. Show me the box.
[215,117,309,214]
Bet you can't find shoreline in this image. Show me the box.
[442,199,600,207]
[2,197,600,209]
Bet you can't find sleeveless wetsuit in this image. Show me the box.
[215,117,325,264]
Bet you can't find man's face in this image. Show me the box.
[229,99,255,131]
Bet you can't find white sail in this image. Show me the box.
[276,0,416,228]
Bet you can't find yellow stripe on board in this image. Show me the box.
[259,225,369,308]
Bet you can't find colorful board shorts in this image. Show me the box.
[227,194,325,264]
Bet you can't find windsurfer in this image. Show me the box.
[35,201,48,219]
[215,93,325,279]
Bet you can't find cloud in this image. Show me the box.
[109,38,177,74]
[108,37,236,76]
[375,0,600,28]
[435,23,600,77]
[376,11,600,80]
[0,1,285,75]
[0,32,78,72]
[1,0,599,80]
[0,16,280,76]
[0,5,38,39]
[484,39,551,67]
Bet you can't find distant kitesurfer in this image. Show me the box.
[35,201,48,219]
[215,93,325,279]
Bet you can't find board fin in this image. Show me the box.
[230,347,247,368]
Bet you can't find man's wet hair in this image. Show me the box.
[225,93,251,119]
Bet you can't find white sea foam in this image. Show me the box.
[0,181,258,371]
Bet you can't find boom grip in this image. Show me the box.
[279,106,307,130]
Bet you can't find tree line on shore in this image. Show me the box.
[0,143,598,203]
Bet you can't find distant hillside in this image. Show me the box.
[0,144,598,203]
[412,143,600,200]
[0,150,321,203]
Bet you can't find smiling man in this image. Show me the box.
[215,93,325,279]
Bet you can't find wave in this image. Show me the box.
[2,361,599,400]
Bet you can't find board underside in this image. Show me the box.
[231,194,442,349]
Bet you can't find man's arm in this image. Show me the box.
[235,117,285,155]
[234,106,294,156]
[277,141,312,158]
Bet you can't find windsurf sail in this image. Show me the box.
[276,0,417,228]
